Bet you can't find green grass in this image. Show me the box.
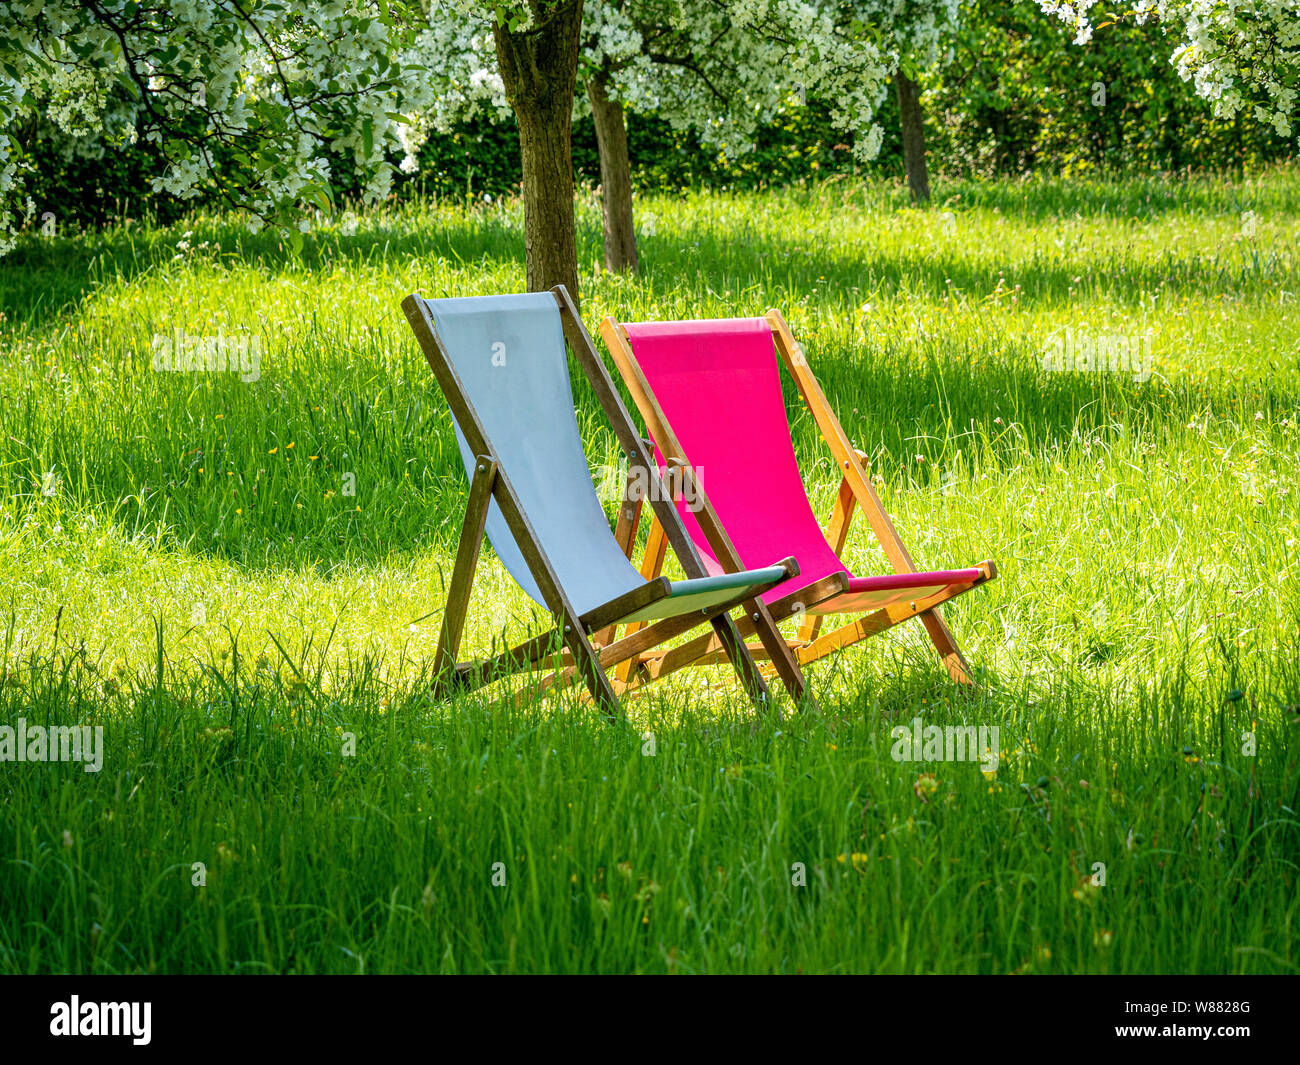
[0,168,1297,973]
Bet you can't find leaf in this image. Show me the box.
[307,186,334,214]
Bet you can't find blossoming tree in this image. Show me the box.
[0,1,457,255]
[480,0,901,286]
[0,0,898,295]
[3,0,1294,298]
[577,0,894,271]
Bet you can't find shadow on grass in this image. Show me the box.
[0,205,577,330]
[9,334,1290,580]
[6,168,1296,334]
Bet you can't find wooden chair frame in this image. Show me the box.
[599,309,996,687]
[402,287,816,718]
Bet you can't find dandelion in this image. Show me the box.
[914,772,940,802]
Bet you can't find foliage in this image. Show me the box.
[1038,1,1300,137]
[922,0,1295,176]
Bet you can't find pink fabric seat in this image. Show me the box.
[621,317,983,613]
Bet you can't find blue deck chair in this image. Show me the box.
[401,287,810,716]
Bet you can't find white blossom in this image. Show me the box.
[1039,0,1300,137]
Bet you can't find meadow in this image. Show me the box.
[0,169,1296,973]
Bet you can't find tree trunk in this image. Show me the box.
[587,72,638,273]
[895,69,930,204]
[492,1,585,301]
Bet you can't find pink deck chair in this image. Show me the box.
[599,311,997,685]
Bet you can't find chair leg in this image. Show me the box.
[918,610,975,685]
[561,619,621,718]
[745,599,814,708]
[432,457,496,697]
[709,613,772,709]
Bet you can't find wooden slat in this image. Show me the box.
[632,572,848,680]
[796,564,994,665]
[595,465,646,646]
[580,577,673,635]
[762,573,851,625]
[527,569,791,696]
[453,627,569,690]
[615,513,669,683]
[613,466,644,560]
